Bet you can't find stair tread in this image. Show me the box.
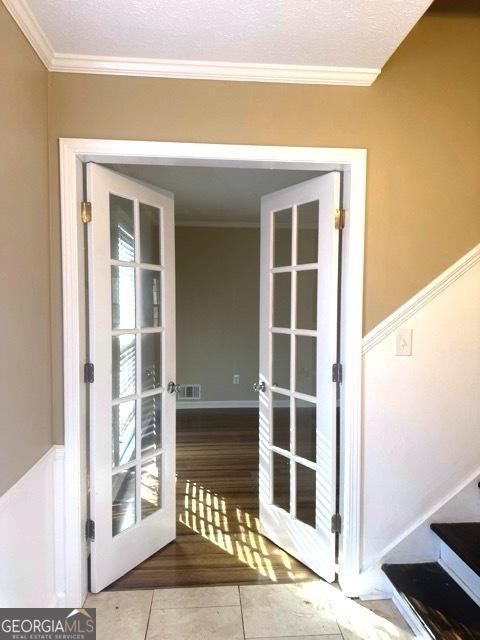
[382,562,480,640]
[431,522,480,576]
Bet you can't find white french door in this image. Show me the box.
[87,164,176,592]
[258,172,341,582]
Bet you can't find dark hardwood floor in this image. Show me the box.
[106,408,316,590]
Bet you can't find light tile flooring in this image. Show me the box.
[86,582,414,640]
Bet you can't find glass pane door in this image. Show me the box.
[270,201,319,524]
[88,163,176,593]
[259,173,340,582]
[110,195,164,536]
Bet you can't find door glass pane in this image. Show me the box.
[141,270,161,328]
[296,464,316,528]
[272,333,290,390]
[110,194,134,261]
[112,467,136,536]
[140,203,161,265]
[273,272,291,328]
[111,266,136,329]
[272,452,290,512]
[141,456,162,519]
[296,335,316,396]
[112,401,136,467]
[112,334,136,399]
[296,270,317,331]
[142,333,162,391]
[141,394,162,457]
[297,201,319,265]
[295,399,316,462]
[272,393,290,452]
[273,208,292,267]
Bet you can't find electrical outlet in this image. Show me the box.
[394,328,412,356]
[233,374,240,384]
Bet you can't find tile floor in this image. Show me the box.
[85,581,414,640]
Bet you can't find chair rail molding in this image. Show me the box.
[362,243,480,354]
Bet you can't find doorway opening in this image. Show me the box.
[59,139,365,607]
[98,164,329,590]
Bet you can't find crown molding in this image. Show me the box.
[4,0,380,84]
[2,0,381,86]
[3,0,54,68]
[49,53,380,85]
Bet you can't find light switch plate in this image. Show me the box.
[394,328,413,356]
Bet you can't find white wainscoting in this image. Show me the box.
[356,244,480,597]
[0,445,65,607]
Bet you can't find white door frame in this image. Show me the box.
[59,138,366,606]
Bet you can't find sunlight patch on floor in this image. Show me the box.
[178,478,282,581]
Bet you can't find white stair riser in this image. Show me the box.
[438,541,480,606]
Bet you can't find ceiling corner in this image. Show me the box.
[3,0,54,68]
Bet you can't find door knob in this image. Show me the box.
[252,381,266,393]
[167,381,180,394]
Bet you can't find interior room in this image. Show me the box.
[2,1,479,638]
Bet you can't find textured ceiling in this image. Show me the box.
[27,0,433,68]
[107,164,325,224]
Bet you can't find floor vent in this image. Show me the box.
[178,384,201,400]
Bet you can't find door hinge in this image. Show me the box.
[334,209,345,230]
[332,363,343,383]
[81,201,92,223]
[86,519,95,541]
[84,362,94,383]
[331,513,342,534]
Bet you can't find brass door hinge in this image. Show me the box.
[334,209,345,230]
[81,201,92,223]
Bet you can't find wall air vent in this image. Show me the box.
[177,384,201,400]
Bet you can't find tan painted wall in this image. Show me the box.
[0,5,52,493]
[47,8,480,442]
[176,227,260,402]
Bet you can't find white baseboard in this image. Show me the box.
[438,542,480,606]
[177,400,259,409]
[0,445,65,607]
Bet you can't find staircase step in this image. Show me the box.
[431,523,480,577]
[382,562,480,639]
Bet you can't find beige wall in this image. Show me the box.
[47,8,480,442]
[0,5,52,493]
[176,226,260,402]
